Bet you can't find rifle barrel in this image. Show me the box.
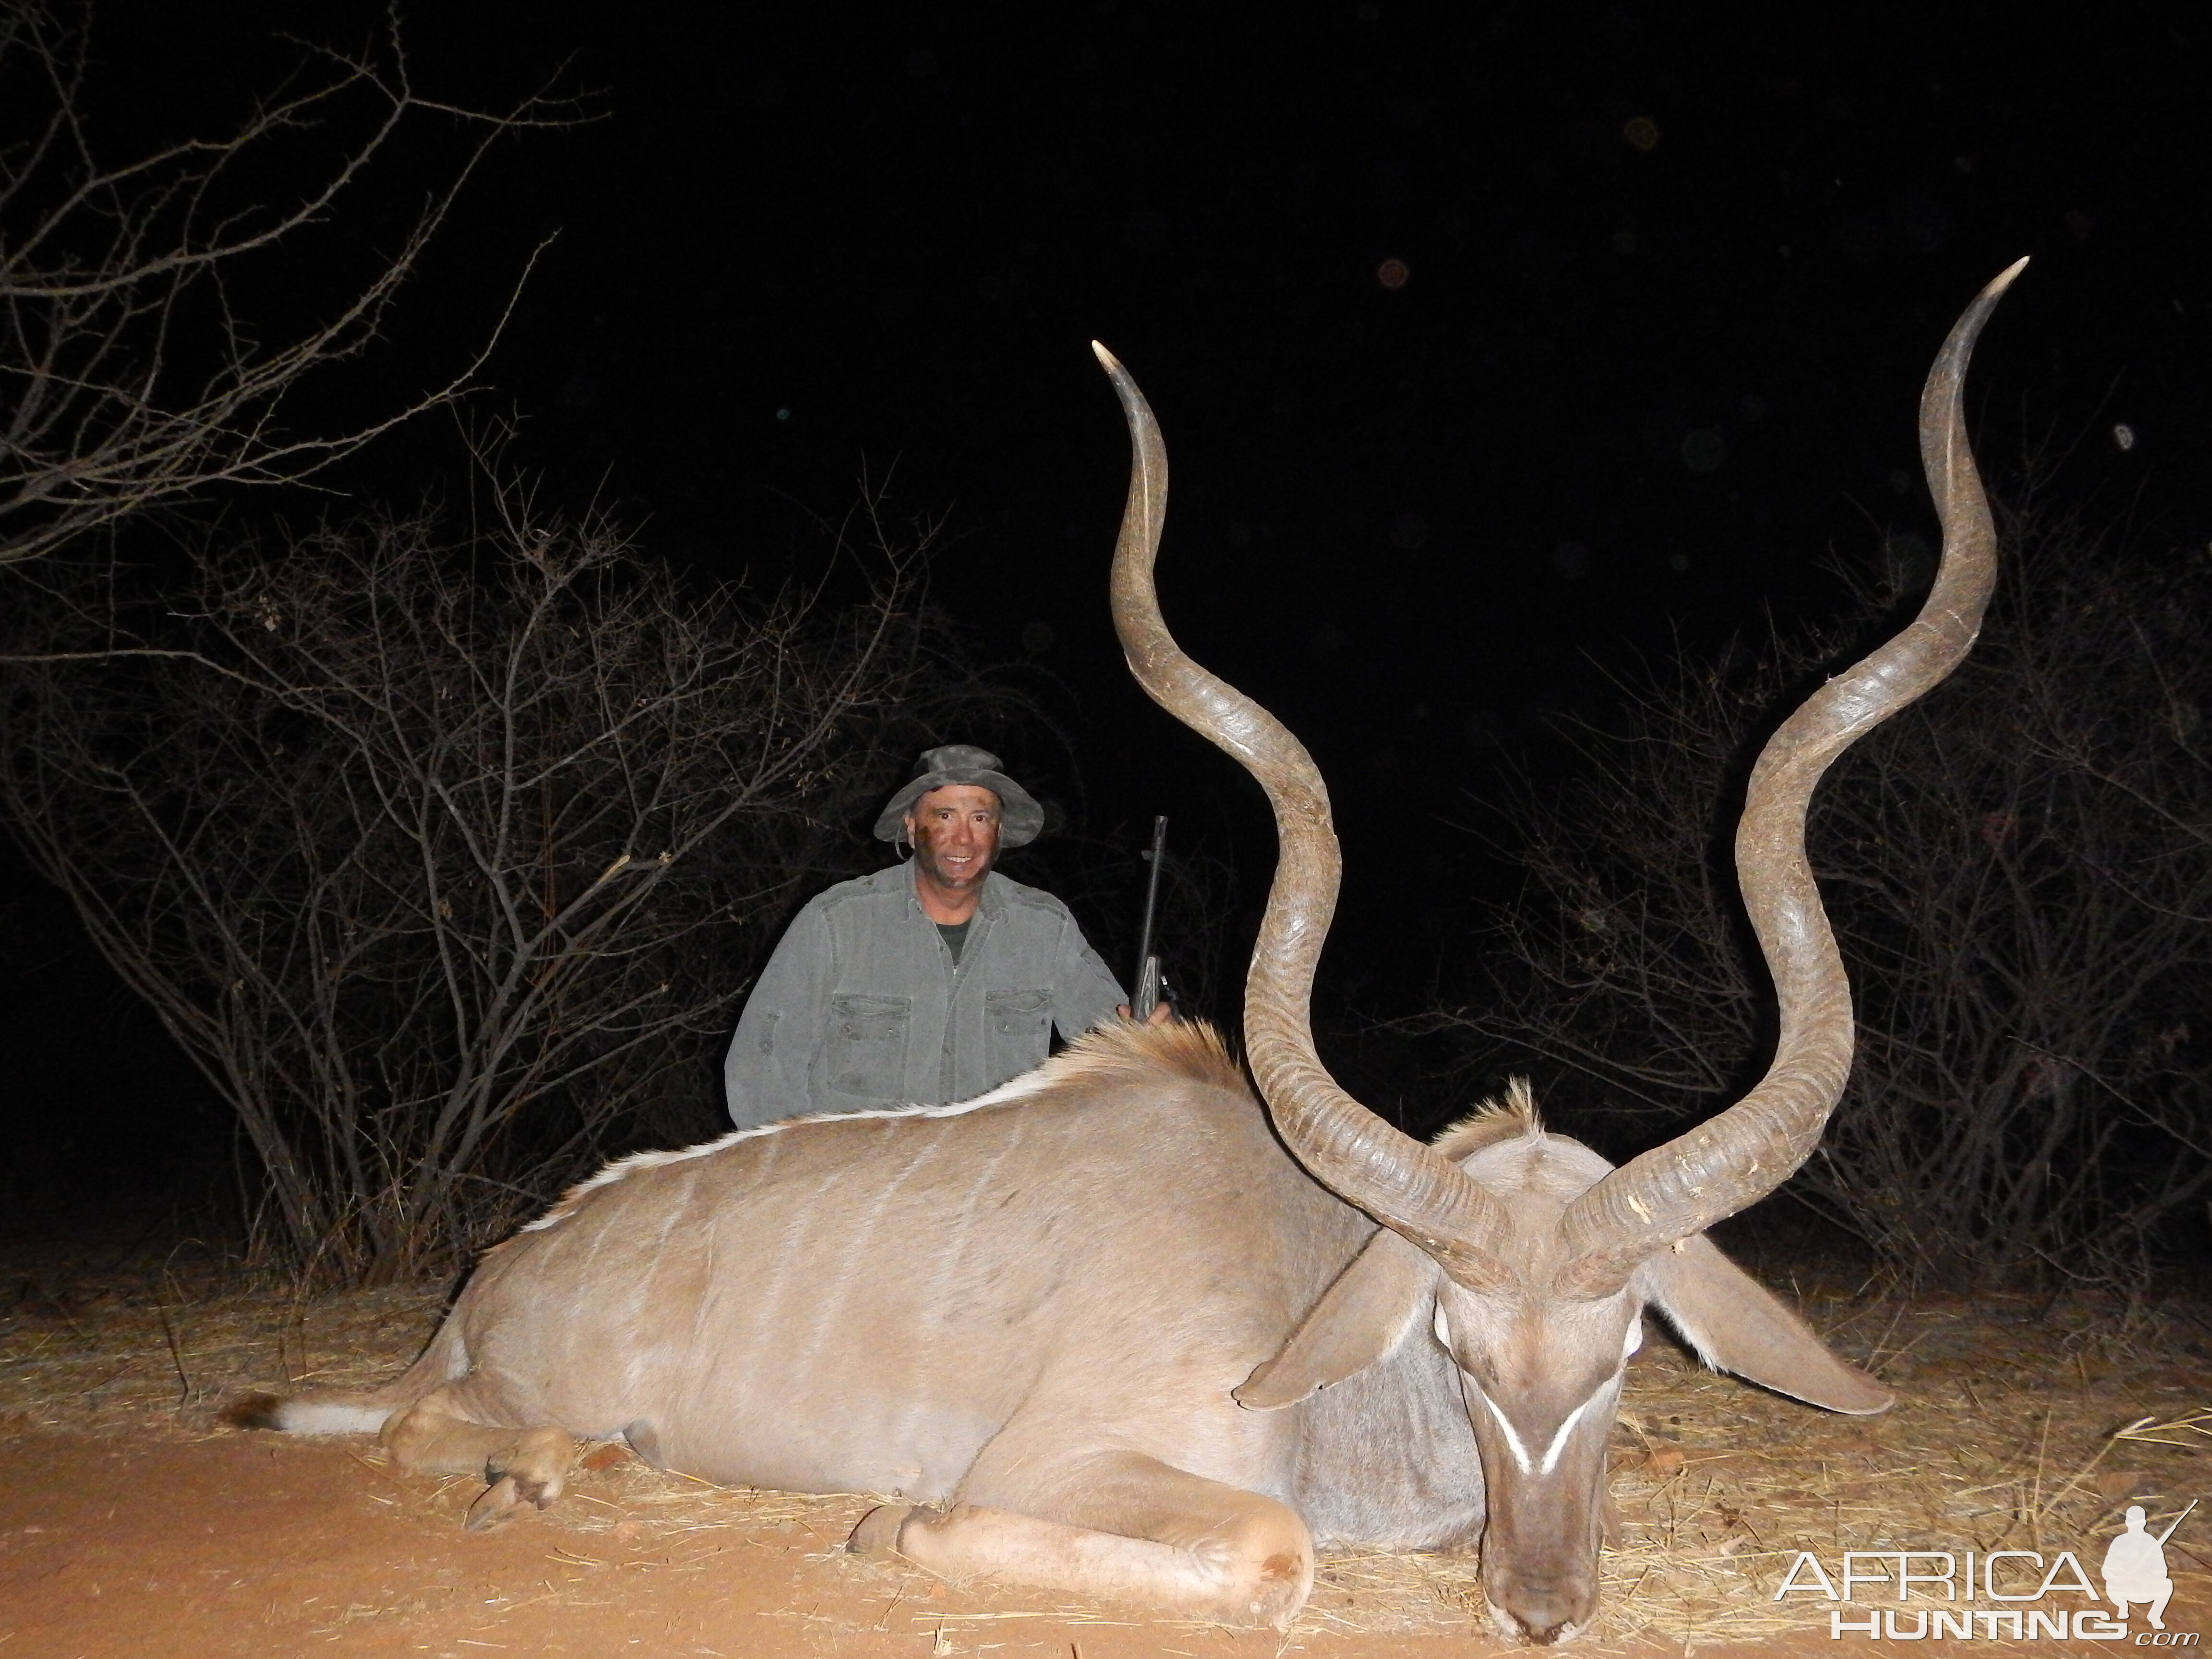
[2156,1497,2197,1545]
[1133,815,1167,1018]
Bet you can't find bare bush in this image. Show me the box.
[0,472,966,1283]
[0,2,569,566]
[1427,516,2212,1290]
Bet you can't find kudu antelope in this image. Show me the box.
[230,262,2023,1643]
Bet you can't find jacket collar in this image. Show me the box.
[872,858,1007,921]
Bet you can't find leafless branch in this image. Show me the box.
[0,2,583,565]
[0,465,981,1284]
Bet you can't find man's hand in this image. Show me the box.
[1116,1000,1178,1026]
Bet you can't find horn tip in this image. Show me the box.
[1091,339,1123,373]
[1987,255,2030,297]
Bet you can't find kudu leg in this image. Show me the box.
[853,1451,1313,1629]
[379,1381,575,1532]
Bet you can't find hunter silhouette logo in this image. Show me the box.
[1774,1500,2199,1642]
[2106,1503,2193,1633]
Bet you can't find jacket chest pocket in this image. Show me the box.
[984,987,1052,1083]
[827,992,911,1100]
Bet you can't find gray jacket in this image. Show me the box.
[724,862,1126,1127]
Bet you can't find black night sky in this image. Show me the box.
[7,1,2211,1209]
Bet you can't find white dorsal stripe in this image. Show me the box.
[520,1065,1063,1233]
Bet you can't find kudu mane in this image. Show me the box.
[528,1017,1251,1234]
[1431,1079,1546,1163]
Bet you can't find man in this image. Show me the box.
[723,745,1142,1128]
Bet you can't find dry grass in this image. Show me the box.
[3,1238,2207,1647]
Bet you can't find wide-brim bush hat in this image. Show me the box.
[873,745,1045,848]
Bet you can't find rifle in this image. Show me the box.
[2157,1498,2197,1546]
[1131,815,1169,1020]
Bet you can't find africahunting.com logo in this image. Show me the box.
[1775,1501,2198,1643]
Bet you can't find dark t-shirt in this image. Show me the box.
[937,919,972,966]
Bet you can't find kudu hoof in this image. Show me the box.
[465,1474,536,1532]
[848,1503,920,1557]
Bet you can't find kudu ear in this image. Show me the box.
[1234,1227,1439,1411]
[1638,1236,1893,1415]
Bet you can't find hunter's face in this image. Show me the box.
[905,785,1002,898]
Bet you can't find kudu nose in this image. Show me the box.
[1491,1582,1591,1647]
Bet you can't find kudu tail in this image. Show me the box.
[223,1313,467,1437]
